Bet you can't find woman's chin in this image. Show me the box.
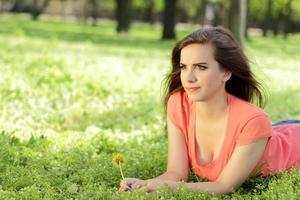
[187,94,203,102]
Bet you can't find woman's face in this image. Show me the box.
[180,43,231,102]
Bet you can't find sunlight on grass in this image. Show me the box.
[0,14,299,199]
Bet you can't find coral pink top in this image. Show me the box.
[167,91,300,181]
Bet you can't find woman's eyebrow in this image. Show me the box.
[193,62,208,66]
[180,62,208,66]
[179,62,208,67]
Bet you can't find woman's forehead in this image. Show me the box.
[180,43,215,63]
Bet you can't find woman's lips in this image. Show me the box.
[186,87,200,92]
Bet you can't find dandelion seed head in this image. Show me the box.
[112,153,127,168]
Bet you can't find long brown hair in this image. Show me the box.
[162,27,266,111]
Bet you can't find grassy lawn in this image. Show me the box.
[0,13,299,199]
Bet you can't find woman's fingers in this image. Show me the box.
[119,183,132,192]
[131,180,147,190]
[119,178,155,193]
[119,178,140,192]
[119,180,130,192]
[119,181,131,192]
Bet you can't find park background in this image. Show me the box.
[0,0,300,199]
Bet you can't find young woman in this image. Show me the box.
[119,27,300,195]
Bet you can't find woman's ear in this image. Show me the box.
[223,71,232,82]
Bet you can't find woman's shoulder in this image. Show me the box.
[167,90,192,124]
[167,90,191,131]
[229,93,269,120]
[168,90,188,101]
[168,90,191,108]
[229,94,272,145]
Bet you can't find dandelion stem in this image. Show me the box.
[119,163,124,179]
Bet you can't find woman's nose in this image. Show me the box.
[187,70,197,83]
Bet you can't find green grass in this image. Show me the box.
[0,13,300,199]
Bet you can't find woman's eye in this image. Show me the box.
[179,65,186,70]
[197,65,207,70]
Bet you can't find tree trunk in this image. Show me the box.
[11,0,25,12]
[219,2,227,26]
[283,0,292,39]
[90,0,98,26]
[228,0,247,46]
[262,0,272,37]
[144,0,154,24]
[240,0,247,44]
[273,13,283,37]
[213,2,225,26]
[162,0,177,39]
[31,0,50,20]
[197,0,207,26]
[31,0,40,20]
[245,0,250,39]
[115,0,132,33]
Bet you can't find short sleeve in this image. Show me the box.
[236,114,272,146]
[167,92,181,128]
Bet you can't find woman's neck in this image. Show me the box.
[195,91,228,121]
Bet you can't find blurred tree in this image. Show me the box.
[162,0,177,39]
[177,0,201,23]
[197,0,207,25]
[228,0,247,46]
[31,0,50,20]
[283,0,292,39]
[6,0,49,20]
[244,0,300,36]
[262,0,273,36]
[115,0,132,33]
[144,0,154,24]
[10,0,28,12]
[248,0,266,30]
[290,0,300,33]
[58,0,68,17]
[245,0,250,38]
[132,0,163,23]
[90,0,98,26]
[240,0,247,43]
[212,1,225,26]
[266,0,296,37]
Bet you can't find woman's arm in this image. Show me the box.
[150,138,268,195]
[213,138,268,194]
[163,116,190,181]
[121,118,268,195]
[119,117,189,191]
[141,117,190,182]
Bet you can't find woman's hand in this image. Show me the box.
[119,178,178,194]
[119,178,147,192]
